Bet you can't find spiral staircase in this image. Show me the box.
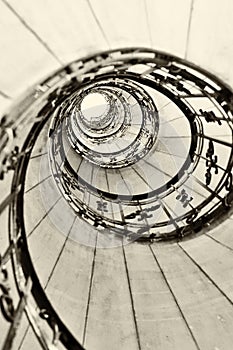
[1,1,233,350]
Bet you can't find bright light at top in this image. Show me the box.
[80,92,109,121]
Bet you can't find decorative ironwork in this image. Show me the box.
[0,47,233,349]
